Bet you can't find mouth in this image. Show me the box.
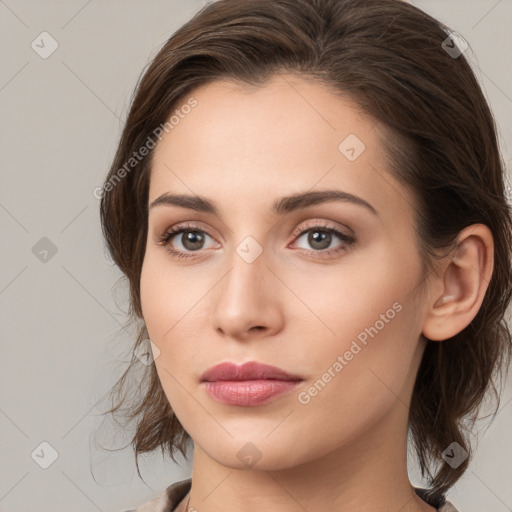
[200,361,304,407]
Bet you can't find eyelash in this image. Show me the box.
[157,221,355,260]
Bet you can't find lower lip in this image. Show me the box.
[203,379,303,406]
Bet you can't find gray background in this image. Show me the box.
[1,1,511,511]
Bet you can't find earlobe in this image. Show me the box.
[422,224,494,342]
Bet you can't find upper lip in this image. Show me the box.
[201,361,303,382]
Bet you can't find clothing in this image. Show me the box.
[124,477,461,511]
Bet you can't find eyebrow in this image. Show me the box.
[148,189,378,217]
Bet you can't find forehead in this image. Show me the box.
[156,74,371,163]
[149,74,413,223]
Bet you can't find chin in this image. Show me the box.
[202,436,307,472]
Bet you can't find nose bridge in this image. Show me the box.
[204,203,295,339]
[221,235,270,302]
[211,230,281,332]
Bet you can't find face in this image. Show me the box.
[140,74,429,470]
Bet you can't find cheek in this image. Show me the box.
[295,301,420,446]
[140,253,207,372]
[140,256,166,334]
[140,251,189,337]
[283,246,408,345]
[291,249,422,397]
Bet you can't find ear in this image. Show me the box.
[422,224,494,342]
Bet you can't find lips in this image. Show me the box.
[200,361,303,382]
[201,361,304,407]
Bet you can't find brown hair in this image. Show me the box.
[98,0,512,501]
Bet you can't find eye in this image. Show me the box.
[157,222,217,259]
[291,222,355,257]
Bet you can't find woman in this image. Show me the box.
[98,0,512,510]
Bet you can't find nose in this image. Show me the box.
[211,247,284,342]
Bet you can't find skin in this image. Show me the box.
[140,73,494,512]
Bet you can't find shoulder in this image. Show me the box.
[122,478,192,512]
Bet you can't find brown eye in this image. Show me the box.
[158,222,217,259]
[305,229,333,250]
[292,224,355,257]
[176,230,206,251]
